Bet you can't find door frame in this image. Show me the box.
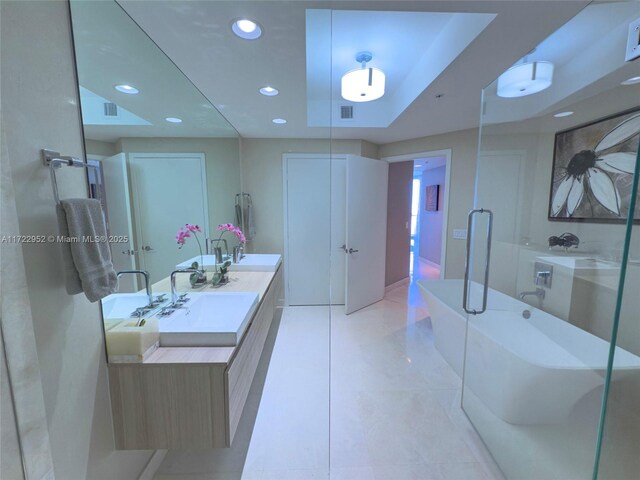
[128,152,209,274]
[381,148,451,280]
[282,153,348,306]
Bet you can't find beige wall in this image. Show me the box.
[86,139,117,157]
[1,2,154,479]
[239,138,371,255]
[385,161,413,286]
[117,137,241,238]
[361,140,380,160]
[380,129,479,279]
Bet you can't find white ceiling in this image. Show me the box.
[70,0,238,142]
[414,156,446,172]
[117,0,590,143]
[306,9,495,128]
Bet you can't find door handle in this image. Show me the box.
[121,249,138,256]
[462,208,493,315]
[339,244,347,252]
[348,248,359,254]
[142,245,154,252]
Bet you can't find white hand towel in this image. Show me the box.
[60,198,118,302]
[56,204,83,295]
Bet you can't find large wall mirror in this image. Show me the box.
[69,0,245,327]
[69,0,333,361]
[69,0,332,466]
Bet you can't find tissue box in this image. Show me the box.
[106,318,159,363]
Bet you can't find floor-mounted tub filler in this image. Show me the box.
[418,279,640,425]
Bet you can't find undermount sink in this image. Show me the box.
[156,292,259,347]
[176,253,281,272]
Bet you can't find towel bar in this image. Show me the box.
[42,149,98,205]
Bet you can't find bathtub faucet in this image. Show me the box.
[519,287,545,302]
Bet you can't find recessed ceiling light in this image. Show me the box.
[554,111,574,118]
[260,86,279,96]
[232,18,262,40]
[165,117,182,123]
[621,76,640,85]
[114,84,139,94]
[272,118,287,125]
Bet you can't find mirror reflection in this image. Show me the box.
[70,0,255,335]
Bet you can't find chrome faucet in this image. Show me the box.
[170,268,203,304]
[206,237,228,257]
[117,270,152,305]
[519,287,545,302]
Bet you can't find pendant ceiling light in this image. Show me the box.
[497,61,554,98]
[341,52,385,103]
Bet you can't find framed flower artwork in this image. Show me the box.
[425,184,439,212]
[548,107,640,223]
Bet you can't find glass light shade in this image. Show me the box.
[496,61,554,98]
[341,67,386,102]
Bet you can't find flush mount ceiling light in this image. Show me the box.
[231,18,262,40]
[621,76,640,85]
[497,61,554,98]
[165,117,182,123]
[554,111,574,118]
[272,118,287,124]
[114,84,139,94]
[341,52,386,103]
[260,86,279,96]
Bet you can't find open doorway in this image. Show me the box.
[411,156,448,280]
[383,149,450,291]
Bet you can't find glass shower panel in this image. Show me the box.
[70,1,333,478]
[595,147,640,479]
[462,2,640,478]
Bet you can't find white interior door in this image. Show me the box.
[129,153,209,285]
[284,156,331,305]
[345,155,389,314]
[283,155,347,306]
[100,153,136,291]
[330,157,347,304]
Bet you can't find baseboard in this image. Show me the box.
[418,256,441,268]
[385,277,410,293]
[138,450,167,480]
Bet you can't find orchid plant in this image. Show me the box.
[176,223,205,272]
[216,223,246,245]
[210,223,245,285]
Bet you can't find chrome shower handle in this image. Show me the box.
[463,208,493,315]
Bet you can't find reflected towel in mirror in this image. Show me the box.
[246,203,256,241]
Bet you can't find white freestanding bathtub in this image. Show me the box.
[418,279,640,425]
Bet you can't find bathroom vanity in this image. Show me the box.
[107,264,283,450]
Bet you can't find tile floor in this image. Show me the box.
[154,263,504,480]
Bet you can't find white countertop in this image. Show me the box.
[176,253,282,272]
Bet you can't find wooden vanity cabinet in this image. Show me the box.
[108,266,283,450]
